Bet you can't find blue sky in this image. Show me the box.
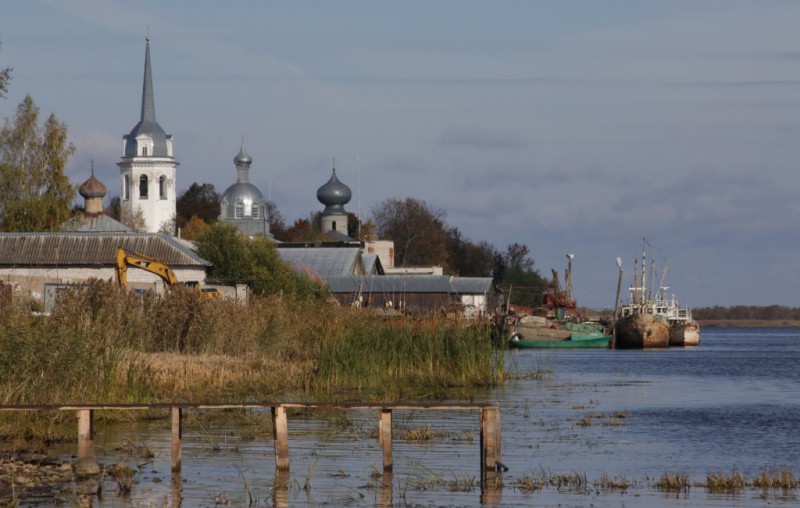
[2,1,799,308]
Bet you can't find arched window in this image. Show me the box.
[251,203,259,219]
[123,175,130,200]
[220,198,228,219]
[235,201,244,219]
[139,175,149,199]
[159,176,167,199]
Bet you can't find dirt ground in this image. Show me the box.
[0,453,79,502]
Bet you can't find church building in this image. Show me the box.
[218,141,270,237]
[117,37,179,233]
[317,163,352,239]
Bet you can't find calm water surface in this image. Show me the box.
[44,328,800,506]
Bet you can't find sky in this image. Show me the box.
[2,0,799,309]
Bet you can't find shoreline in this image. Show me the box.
[698,319,800,328]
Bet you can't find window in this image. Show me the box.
[139,175,148,199]
[123,175,130,200]
[159,176,167,199]
[332,221,337,231]
[251,204,259,219]
[235,201,244,219]
[142,146,148,156]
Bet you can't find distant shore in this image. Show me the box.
[698,319,800,328]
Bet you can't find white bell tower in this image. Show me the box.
[117,36,179,233]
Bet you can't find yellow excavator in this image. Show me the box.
[115,247,221,298]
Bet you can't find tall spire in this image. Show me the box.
[140,36,156,123]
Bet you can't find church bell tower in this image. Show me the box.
[117,36,179,233]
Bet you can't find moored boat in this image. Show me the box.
[510,332,611,349]
[669,318,700,346]
[614,311,670,349]
[613,242,670,349]
[654,294,700,347]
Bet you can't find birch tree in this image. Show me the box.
[0,38,11,99]
[0,94,75,231]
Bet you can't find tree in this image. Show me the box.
[358,218,377,242]
[0,95,75,231]
[181,215,210,240]
[281,213,327,243]
[264,200,286,239]
[498,242,550,308]
[195,221,329,300]
[159,214,176,235]
[446,226,498,277]
[371,197,449,267]
[176,183,220,230]
[0,38,12,99]
[106,195,147,232]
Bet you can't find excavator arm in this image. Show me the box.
[115,247,179,288]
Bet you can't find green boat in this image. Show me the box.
[509,331,611,349]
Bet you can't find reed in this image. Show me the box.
[653,471,690,492]
[402,425,448,442]
[702,470,745,491]
[752,467,798,489]
[0,280,502,408]
[593,473,630,490]
[106,463,135,495]
[512,466,552,493]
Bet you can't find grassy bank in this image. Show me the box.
[698,319,800,328]
[0,281,504,407]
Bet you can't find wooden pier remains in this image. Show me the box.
[1,402,502,480]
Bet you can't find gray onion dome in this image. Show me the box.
[317,167,351,214]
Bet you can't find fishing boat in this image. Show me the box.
[650,264,701,347]
[657,294,700,346]
[614,310,670,349]
[613,242,670,349]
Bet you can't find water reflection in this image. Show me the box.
[33,328,800,507]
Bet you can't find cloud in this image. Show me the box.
[439,126,523,150]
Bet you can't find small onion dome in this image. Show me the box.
[234,141,252,167]
[317,168,351,214]
[79,174,107,199]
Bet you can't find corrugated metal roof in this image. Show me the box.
[450,277,497,294]
[324,275,496,294]
[361,253,384,275]
[277,247,362,276]
[0,233,210,267]
[61,215,133,233]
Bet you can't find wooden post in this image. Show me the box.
[480,407,497,476]
[171,406,182,472]
[272,405,290,471]
[379,408,393,472]
[495,404,502,465]
[77,409,94,459]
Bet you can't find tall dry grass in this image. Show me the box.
[0,280,502,406]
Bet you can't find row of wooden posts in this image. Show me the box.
[9,402,502,479]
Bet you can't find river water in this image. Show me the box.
[40,327,800,506]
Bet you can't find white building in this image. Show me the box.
[117,37,179,233]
